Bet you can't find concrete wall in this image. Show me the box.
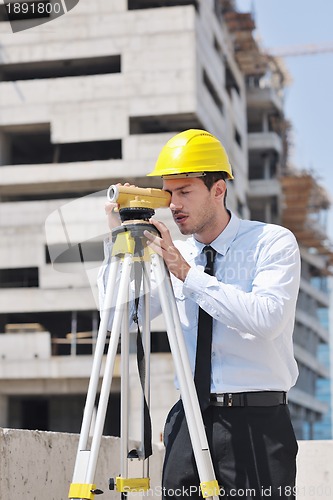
[0,428,332,499]
[296,440,333,498]
[0,427,164,499]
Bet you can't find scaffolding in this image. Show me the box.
[220,1,291,84]
[281,172,333,273]
[222,9,267,76]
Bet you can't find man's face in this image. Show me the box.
[162,177,217,237]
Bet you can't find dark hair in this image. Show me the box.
[201,171,228,207]
[201,171,228,190]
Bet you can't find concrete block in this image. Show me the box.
[0,160,136,193]
[0,287,97,314]
[123,44,194,74]
[0,427,165,499]
[0,229,43,268]
[297,440,333,498]
[129,93,196,117]
[0,354,108,381]
[248,131,283,154]
[51,101,128,143]
[123,133,175,162]
[0,332,51,361]
[0,102,50,127]
[0,429,332,499]
[39,263,93,289]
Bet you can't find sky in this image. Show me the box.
[236,0,333,239]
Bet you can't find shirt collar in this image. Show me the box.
[193,211,241,256]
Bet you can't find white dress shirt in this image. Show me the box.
[98,212,300,394]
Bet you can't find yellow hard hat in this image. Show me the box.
[147,129,233,179]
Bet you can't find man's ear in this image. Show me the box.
[213,179,226,201]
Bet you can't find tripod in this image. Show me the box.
[68,219,219,500]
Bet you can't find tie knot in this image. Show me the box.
[203,246,216,274]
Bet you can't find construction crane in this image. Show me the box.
[268,42,333,58]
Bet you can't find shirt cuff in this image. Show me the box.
[97,237,113,297]
[183,266,215,300]
[103,236,112,258]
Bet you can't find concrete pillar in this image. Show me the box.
[262,112,269,133]
[264,201,272,223]
[0,396,8,427]
[263,154,270,180]
[0,132,10,166]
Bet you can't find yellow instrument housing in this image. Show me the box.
[107,185,171,210]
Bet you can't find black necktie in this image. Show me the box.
[194,245,217,410]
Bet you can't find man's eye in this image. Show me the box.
[181,191,190,195]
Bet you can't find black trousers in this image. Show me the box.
[162,400,298,500]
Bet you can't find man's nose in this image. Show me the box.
[170,196,182,211]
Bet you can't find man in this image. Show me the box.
[99,129,300,499]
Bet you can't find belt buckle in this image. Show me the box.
[215,394,224,404]
[215,393,233,406]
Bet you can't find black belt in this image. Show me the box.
[209,391,287,407]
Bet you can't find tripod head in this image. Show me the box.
[107,184,171,222]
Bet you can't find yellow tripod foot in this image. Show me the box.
[109,476,150,493]
[200,480,220,498]
[68,483,103,499]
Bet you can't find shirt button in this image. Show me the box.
[212,352,216,357]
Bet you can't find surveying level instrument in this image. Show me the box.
[107,184,171,210]
[68,185,220,500]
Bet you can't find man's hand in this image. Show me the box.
[105,182,135,232]
[105,201,121,231]
[144,219,190,282]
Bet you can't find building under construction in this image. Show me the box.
[0,0,331,440]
